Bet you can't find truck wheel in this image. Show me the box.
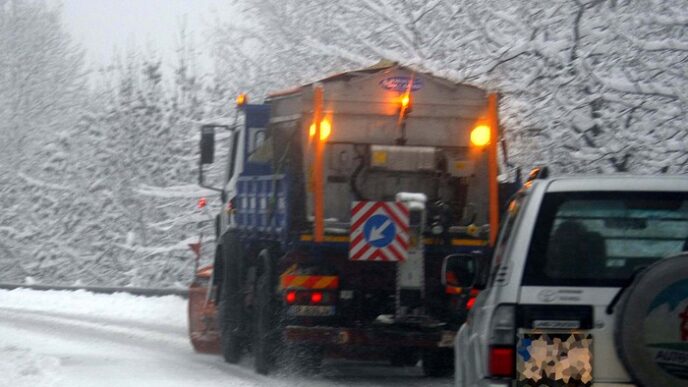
[422,349,453,377]
[218,246,242,364]
[254,271,276,375]
[218,297,241,363]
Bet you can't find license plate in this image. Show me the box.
[516,333,593,386]
[287,305,335,317]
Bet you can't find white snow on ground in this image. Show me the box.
[0,345,61,387]
[0,289,187,326]
[0,289,451,387]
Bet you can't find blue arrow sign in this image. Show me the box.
[363,214,397,248]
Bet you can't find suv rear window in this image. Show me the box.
[523,191,688,287]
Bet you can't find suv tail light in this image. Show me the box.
[488,304,516,378]
[489,346,515,377]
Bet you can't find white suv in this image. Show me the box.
[449,171,688,387]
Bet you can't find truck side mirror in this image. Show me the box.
[200,125,216,164]
[441,254,477,288]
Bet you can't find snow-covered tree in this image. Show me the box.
[446,0,688,174]
[0,0,85,281]
[213,0,688,174]
[0,0,85,168]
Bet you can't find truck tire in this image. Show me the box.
[422,349,453,377]
[218,240,243,364]
[218,297,241,363]
[254,271,276,375]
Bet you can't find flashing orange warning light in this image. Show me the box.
[400,94,410,110]
[470,124,491,147]
[309,119,332,141]
[398,91,413,117]
[235,93,248,107]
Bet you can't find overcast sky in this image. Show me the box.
[59,0,237,72]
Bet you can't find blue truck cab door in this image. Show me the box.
[221,104,271,234]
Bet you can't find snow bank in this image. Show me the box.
[0,289,187,328]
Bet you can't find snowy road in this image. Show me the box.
[0,289,452,387]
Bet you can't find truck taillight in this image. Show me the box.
[285,290,297,304]
[488,304,515,378]
[283,290,335,305]
[310,291,323,303]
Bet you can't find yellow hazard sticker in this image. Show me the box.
[372,150,388,166]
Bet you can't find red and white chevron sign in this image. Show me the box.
[349,201,409,261]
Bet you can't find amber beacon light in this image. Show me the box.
[235,93,248,107]
[470,123,491,147]
[309,118,332,141]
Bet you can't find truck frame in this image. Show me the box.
[188,63,503,376]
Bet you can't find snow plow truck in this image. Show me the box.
[188,62,506,376]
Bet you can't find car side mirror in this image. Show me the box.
[200,125,216,165]
[441,253,477,288]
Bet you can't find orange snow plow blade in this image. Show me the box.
[188,264,220,353]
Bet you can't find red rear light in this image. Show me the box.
[310,291,323,304]
[489,346,514,377]
[285,290,297,304]
[284,290,334,305]
[466,296,476,310]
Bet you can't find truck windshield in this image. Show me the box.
[523,191,688,287]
